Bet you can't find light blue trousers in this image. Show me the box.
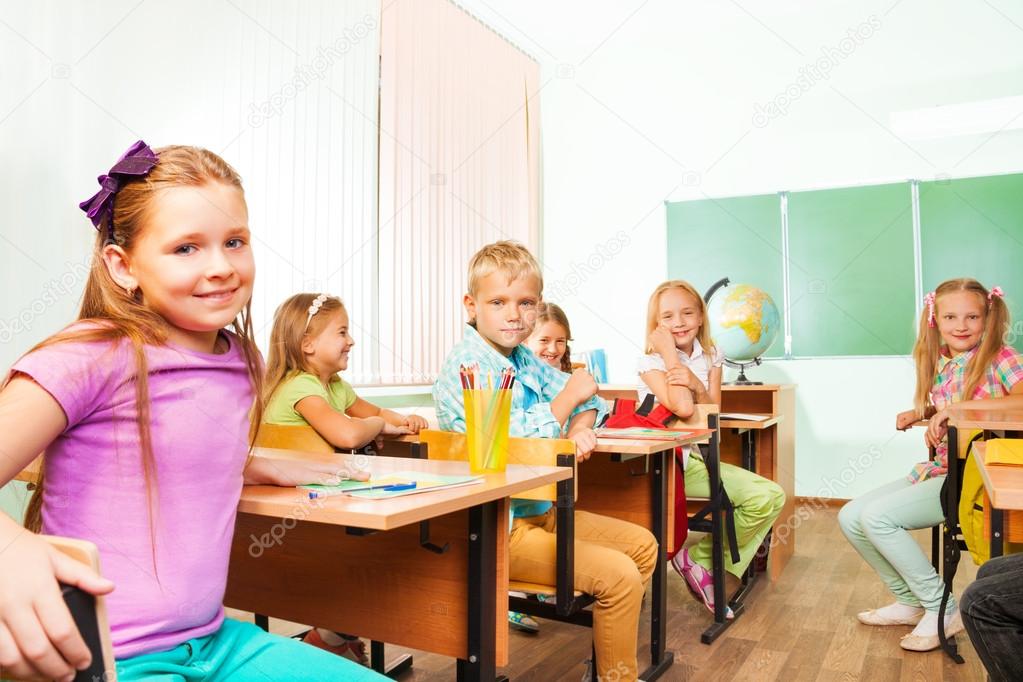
[838,476,952,612]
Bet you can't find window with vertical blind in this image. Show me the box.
[233,0,383,384]
[0,0,537,386]
[375,0,542,384]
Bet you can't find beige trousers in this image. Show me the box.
[509,508,658,681]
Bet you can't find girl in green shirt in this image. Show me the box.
[262,292,428,662]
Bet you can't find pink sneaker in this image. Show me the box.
[671,549,734,620]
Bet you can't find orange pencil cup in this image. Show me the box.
[464,387,512,473]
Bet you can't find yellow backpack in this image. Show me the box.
[958,438,1023,564]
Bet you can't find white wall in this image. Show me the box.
[0,0,381,376]
[457,0,1023,497]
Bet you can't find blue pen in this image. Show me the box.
[379,482,417,492]
[309,481,417,499]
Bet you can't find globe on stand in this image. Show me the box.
[704,278,781,385]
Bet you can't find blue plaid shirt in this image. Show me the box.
[433,324,609,518]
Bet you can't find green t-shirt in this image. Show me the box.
[263,372,358,425]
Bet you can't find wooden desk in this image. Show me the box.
[720,385,795,578]
[972,443,1023,559]
[949,410,1023,431]
[577,431,711,680]
[597,383,796,579]
[228,449,570,682]
[939,411,1023,661]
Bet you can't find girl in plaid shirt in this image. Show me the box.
[840,278,1023,652]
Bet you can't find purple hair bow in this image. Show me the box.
[78,140,159,232]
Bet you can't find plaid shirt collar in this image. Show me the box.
[935,345,977,377]
[461,323,531,368]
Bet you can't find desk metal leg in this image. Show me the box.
[640,448,674,681]
[728,430,759,610]
[457,501,501,682]
[991,507,1005,559]
[741,429,755,471]
[370,640,414,679]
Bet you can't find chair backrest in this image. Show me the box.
[8,536,117,681]
[254,423,335,454]
[418,429,577,502]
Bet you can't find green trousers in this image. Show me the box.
[684,452,786,577]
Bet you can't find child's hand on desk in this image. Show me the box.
[246,457,370,486]
[381,422,412,437]
[895,409,918,431]
[402,414,429,433]
[568,428,598,462]
[376,422,412,454]
[0,527,114,681]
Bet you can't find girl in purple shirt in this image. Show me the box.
[0,141,383,681]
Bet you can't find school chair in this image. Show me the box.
[416,430,599,679]
[5,536,117,682]
[254,423,335,454]
[661,403,752,643]
[250,424,414,678]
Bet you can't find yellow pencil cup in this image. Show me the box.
[464,388,512,473]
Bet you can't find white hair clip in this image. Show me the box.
[303,293,329,330]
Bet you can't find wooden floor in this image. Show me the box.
[230,504,988,681]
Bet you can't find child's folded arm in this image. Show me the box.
[639,369,695,419]
[295,395,385,450]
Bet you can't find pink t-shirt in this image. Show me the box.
[10,327,255,659]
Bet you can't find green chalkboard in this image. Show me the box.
[665,194,785,357]
[920,173,1023,352]
[787,183,916,356]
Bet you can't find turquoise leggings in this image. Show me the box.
[116,618,385,681]
[838,476,951,612]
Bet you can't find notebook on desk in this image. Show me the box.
[301,471,485,500]
[595,427,708,441]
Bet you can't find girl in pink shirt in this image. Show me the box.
[0,141,383,681]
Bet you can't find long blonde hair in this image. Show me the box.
[644,280,717,357]
[262,293,347,410]
[912,278,1010,418]
[16,145,264,536]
